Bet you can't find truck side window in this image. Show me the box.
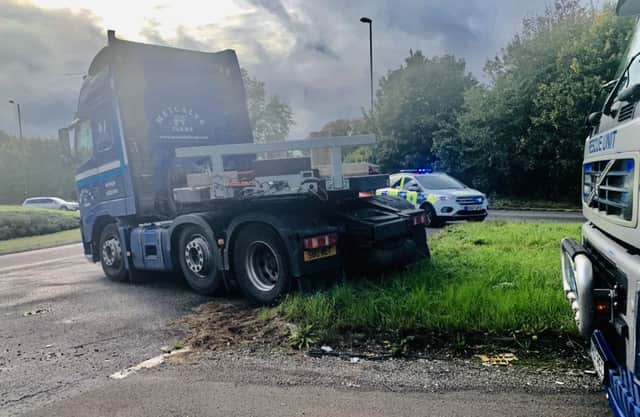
[93,119,113,152]
[75,120,94,165]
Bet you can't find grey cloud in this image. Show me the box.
[246,0,293,24]
[0,0,104,137]
[304,41,340,59]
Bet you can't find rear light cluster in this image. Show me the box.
[412,212,426,226]
[303,233,338,250]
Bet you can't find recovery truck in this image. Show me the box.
[58,30,429,305]
[561,1,640,415]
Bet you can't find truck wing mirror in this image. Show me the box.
[617,83,640,103]
[58,128,72,162]
[617,0,640,16]
[587,112,602,127]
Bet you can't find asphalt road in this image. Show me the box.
[0,210,607,417]
[487,209,584,223]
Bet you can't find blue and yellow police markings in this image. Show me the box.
[376,188,426,206]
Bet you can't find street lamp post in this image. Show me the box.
[9,99,27,197]
[360,17,373,112]
[8,100,23,140]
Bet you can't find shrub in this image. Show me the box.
[0,205,80,240]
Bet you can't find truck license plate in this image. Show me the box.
[590,342,606,383]
[303,245,337,262]
[463,205,482,211]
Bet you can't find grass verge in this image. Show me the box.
[279,222,580,353]
[0,228,80,255]
[0,205,80,240]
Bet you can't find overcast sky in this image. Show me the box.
[0,0,595,139]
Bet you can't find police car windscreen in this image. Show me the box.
[416,174,465,190]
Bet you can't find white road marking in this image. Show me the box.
[109,347,192,380]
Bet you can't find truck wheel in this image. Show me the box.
[233,224,290,305]
[178,225,222,295]
[99,223,128,282]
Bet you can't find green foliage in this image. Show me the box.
[242,69,294,143]
[369,52,476,171]
[439,2,635,199]
[312,118,372,162]
[288,324,318,350]
[0,205,80,240]
[0,135,76,205]
[281,222,580,339]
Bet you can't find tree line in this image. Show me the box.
[0,132,75,204]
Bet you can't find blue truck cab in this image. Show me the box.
[59,31,429,304]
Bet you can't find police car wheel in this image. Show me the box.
[422,204,441,227]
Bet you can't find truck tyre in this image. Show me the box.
[99,223,128,282]
[178,225,222,295]
[233,224,290,305]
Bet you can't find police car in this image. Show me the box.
[376,170,488,226]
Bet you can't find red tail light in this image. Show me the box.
[303,233,338,250]
[413,212,426,226]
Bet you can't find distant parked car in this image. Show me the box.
[22,197,79,211]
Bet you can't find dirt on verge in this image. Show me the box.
[175,300,291,351]
[174,300,590,370]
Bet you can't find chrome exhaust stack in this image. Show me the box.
[561,238,595,338]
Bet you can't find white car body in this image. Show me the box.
[22,197,79,211]
[376,172,488,225]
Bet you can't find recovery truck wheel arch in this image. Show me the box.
[168,213,222,272]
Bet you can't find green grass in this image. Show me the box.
[0,228,80,255]
[0,205,80,240]
[490,197,579,211]
[280,222,580,341]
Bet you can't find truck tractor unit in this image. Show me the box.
[561,1,640,415]
[59,31,429,305]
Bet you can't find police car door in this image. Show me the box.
[401,178,421,206]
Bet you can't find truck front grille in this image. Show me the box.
[583,158,635,221]
[455,196,484,205]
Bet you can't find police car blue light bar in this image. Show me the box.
[400,168,433,174]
